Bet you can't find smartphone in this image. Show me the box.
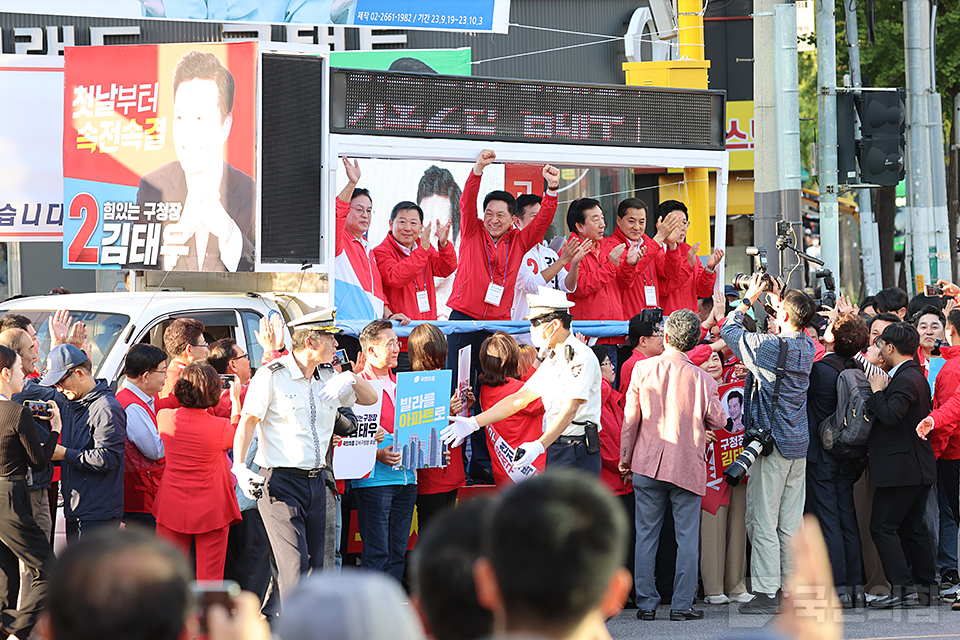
[191,580,241,635]
[925,283,944,297]
[219,374,235,390]
[332,349,347,366]
[23,401,51,418]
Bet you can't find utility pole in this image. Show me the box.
[817,0,840,275]
[773,2,803,290]
[903,0,950,291]
[843,0,883,296]
[753,0,783,277]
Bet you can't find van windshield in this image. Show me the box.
[13,311,130,377]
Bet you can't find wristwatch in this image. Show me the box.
[740,298,753,309]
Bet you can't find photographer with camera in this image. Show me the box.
[720,275,816,615]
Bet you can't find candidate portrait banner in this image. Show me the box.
[62,41,257,272]
[333,380,382,480]
[394,370,452,470]
[702,380,747,515]
[3,0,511,33]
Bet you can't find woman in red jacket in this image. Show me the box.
[477,332,546,486]
[153,362,241,580]
[410,324,471,532]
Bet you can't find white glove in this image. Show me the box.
[319,371,357,403]
[538,343,552,362]
[513,440,545,468]
[440,416,480,447]
[231,463,266,501]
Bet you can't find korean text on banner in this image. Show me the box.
[5,0,511,34]
[333,381,383,480]
[394,370,452,470]
[0,55,65,242]
[62,41,257,272]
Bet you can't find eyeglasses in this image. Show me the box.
[231,353,250,361]
[150,368,167,375]
[55,368,77,389]
[350,205,373,215]
[193,342,209,349]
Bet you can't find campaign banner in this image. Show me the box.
[702,380,746,515]
[0,55,66,242]
[394,370,452,470]
[62,41,257,272]
[3,1,512,33]
[333,380,382,480]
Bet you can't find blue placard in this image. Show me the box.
[394,370,453,470]
[929,357,946,399]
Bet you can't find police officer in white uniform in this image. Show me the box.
[232,308,376,603]
[442,287,604,475]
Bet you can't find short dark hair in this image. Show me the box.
[417,165,462,239]
[626,313,656,348]
[566,198,601,234]
[485,471,628,635]
[948,309,960,335]
[173,362,221,409]
[408,324,447,372]
[617,197,648,219]
[782,289,816,330]
[590,345,611,366]
[390,201,424,223]
[206,338,238,375]
[412,499,495,640]
[728,389,743,404]
[869,312,901,332]
[0,345,16,376]
[879,322,921,356]
[912,304,945,327]
[48,527,192,640]
[514,194,542,220]
[163,318,205,358]
[0,314,31,332]
[831,312,869,358]
[359,319,394,352]
[478,332,521,387]
[656,199,688,221]
[482,190,517,216]
[172,50,234,122]
[124,344,167,379]
[861,295,876,311]
[873,287,909,314]
[351,187,372,204]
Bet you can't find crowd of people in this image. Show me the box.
[0,146,958,639]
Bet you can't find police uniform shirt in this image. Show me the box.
[242,353,356,470]
[522,333,602,437]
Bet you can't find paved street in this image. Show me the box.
[607,600,960,639]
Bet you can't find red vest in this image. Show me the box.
[117,387,166,514]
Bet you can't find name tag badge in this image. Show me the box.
[644,286,657,306]
[416,290,431,313]
[484,283,504,306]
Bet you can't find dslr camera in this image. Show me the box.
[933,339,949,357]
[732,247,783,295]
[723,423,775,486]
[639,307,663,326]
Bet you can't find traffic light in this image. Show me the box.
[855,88,906,186]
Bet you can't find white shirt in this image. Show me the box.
[522,333,602,436]
[121,381,164,460]
[242,353,357,470]
[512,242,576,321]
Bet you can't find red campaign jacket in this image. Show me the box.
[619,350,648,400]
[335,197,385,300]
[605,227,670,319]
[480,378,546,487]
[658,241,717,315]
[153,408,241,534]
[116,388,165,514]
[447,171,557,320]
[928,345,960,460]
[371,233,457,321]
[569,232,624,321]
[598,379,631,496]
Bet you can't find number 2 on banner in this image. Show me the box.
[68,193,99,264]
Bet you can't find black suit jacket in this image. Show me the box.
[136,160,255,271]
[865,359,936,488]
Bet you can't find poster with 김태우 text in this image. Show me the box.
[1,1,512,33]
[333,381,382,480]
[62,42,257,272]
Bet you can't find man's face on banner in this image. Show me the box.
[173,78,232,176]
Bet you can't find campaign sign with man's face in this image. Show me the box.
[62,42,257,272]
